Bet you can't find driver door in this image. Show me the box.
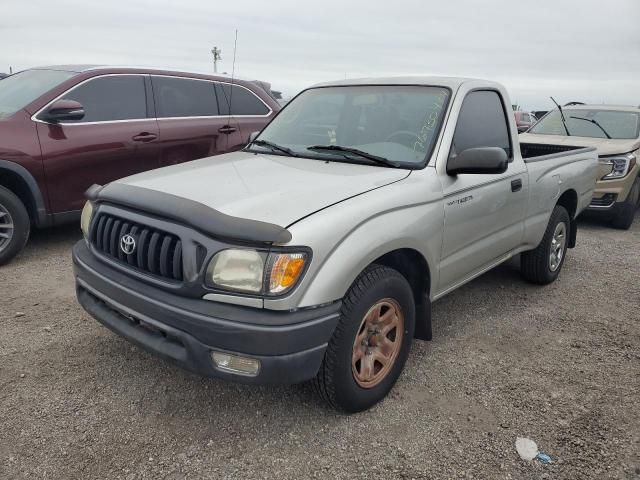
[437,90,527,294]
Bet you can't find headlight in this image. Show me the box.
[601,153,636,180]
[205,249,309,296]
[80,201,94,238]
[206,249,267,293]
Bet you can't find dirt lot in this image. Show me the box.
[1,213,639,480]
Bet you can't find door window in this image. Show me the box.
[152,76,219,118]
[451,90,511,159]
[216,83,270,116]
[61,75,147,122]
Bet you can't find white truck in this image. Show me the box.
[73,76,599,412]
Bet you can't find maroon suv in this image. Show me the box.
[0,65,280,264]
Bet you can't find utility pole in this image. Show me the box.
[211,47,221,73]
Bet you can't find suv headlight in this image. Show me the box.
[205,249,309,296]
[601,153,636,180]
[80,201,94,238]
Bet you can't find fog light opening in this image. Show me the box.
[211,352,261,376]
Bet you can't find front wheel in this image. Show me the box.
[521,205,570,285]
[313,264,415,412]
[611,178,639,230]
[0,186,30,266]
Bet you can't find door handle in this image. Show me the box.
[511,179,523,192]
[132,132,157,142]
[218,125,237,134]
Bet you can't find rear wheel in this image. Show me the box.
[0,186,30,266]
[313,264,415,412]
[611,178,639,230]
[521,205,570,285]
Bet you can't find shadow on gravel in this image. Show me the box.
[578,208,640,231]
[83,258,529,425]
[8,224,82,266]
[90,333,334,424]
[28,223,82,247]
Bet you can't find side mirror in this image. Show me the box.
[40,99,85,123]
[447,147,508,175]
[248,131,259,143]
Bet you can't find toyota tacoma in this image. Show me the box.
[73,77,598,412]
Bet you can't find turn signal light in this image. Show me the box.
[268,253,307,294]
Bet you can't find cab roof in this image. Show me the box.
[311,75,497,90]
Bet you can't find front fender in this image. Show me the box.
[297,205,443,308]
[264,182,444,313]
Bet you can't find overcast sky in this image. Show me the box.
[2,0,639,109]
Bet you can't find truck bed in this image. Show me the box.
[520,142,592,161]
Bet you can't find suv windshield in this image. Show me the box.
[250,85,450,168]
[530,109,640,139]
[0,69,77,119]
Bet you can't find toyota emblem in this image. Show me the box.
[120,234,136,255]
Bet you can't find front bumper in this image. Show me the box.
[587,164,639,213]
[73,241,341,385]
[587,193,618,212]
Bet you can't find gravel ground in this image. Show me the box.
[1,213,639,480]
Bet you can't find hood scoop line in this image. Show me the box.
[86,184,292,245]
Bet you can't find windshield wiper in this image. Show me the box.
[569,116,612,139]
[550,96,571,136]
[247,139,296,156]
[307,145,401,168]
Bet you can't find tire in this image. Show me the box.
[0,185,30,266]
[521,205,570,285]
[313,264,415,413]
[611,178,639,230]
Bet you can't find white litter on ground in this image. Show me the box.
[516,437,539,461]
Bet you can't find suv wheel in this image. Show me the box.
[521,205,570,285]
[0,186,30,266]
[313,264,415,412]
[611,178,639,230]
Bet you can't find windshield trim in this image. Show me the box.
[530,109,640,140]
[251,84,453,170]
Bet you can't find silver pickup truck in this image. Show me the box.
[73,77,598,412]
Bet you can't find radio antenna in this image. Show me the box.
[227,29,238,122]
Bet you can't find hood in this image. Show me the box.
[117,151,410,227]
[519,133,640,156]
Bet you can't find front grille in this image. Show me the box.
[589,193,616,208]
[90,213,183,281]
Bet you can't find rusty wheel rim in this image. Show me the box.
[352,298,404,389]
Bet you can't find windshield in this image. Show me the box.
[0,69,77,119]
[530,109,640,139]
[251,85,450,167]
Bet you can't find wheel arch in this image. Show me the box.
[372,248,433,341]
[556,188,578,248]
[0,160,48,226]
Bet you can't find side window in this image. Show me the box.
[522,113,531,123]
[451,90,512,159]
[152,76,218,118]
[216,83,270,116]
[62,75,146,122]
